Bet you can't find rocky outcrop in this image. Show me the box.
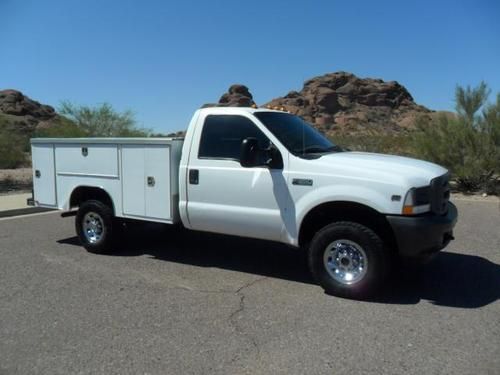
[0,89,58,134]
[0,89,56,118]
[264,72,431,134]
[218,84,256,107]
[2,73,432,140]
[201,84,256,109]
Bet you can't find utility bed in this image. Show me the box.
[31,138,184,223]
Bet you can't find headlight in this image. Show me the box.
[403,186,431,215]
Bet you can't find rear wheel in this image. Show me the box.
[76,200,115,254]
[308,221,390,299]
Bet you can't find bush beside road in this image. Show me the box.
[0,168,32,194]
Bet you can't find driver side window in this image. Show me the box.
[198,115,269,161]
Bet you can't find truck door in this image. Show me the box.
[31,143,57,207]
[185,114,289,242]
[121,144,172,221]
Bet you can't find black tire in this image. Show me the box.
[308,221,390,299]
[75,199,115,254]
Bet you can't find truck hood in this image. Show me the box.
[315,152,448,187]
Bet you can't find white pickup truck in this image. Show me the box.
[29,107,457,298]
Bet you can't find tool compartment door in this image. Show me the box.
[145,145,171,220]
[32,143,57,207]
[121,144,171,221]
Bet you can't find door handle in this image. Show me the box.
[147,176,155,187]
[189,169,199,185]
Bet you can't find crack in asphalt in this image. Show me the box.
[172,276,268,297]
[172,285,236,294]
[170,276,269,365]
[229,276,269,320]
[227,277,268,363]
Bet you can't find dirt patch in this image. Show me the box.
[0,168,32,193]
[451,192,499,203]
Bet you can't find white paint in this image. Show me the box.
[30,107,450,247]
[31,139,183,224]
[121,144,172,220]
[55,144,118,177]
[31,144,57,207]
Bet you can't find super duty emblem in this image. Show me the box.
[292,178,313,186]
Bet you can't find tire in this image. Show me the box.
[308,221,390,299]
[75,199,115,254]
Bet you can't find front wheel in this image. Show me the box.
[75,200,115,254]
[308,221,390,299]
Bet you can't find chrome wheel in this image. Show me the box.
[323,239,368,285]
[82,211,105,244]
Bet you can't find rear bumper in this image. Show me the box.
[386,202,458,258]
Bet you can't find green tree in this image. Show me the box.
[479,93,500,178]
[0,126,26,168]
[455,81,490,126]
[59,102,150,137]
[32,116,86,139]
[413,82,499,193]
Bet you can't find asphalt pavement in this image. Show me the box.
[0,199,499,375]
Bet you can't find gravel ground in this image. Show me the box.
[0,199,499,374]
[0,168,32,193]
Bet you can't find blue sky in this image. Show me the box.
[1,0,499,133]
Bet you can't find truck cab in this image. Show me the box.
[30,106,457,298]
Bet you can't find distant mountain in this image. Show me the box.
[263,72,432,135]
[0,89,59,135]
[1,72,434,139]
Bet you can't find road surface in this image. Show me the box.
[0,199,499,374]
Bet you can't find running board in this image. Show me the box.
[61,211,77,218]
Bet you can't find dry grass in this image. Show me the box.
[0,168,32,193]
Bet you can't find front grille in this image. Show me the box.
[430,173,450,215]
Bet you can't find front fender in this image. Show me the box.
[285,184,400,246]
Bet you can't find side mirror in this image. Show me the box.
[240,137,260,167]
[240,138,284,169]
[266,143,284,169]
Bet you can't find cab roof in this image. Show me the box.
[197,106,286,115]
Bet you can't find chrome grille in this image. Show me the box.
[430,173,450,215]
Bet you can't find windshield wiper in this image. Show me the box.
[328,145,344,152]
[302,145,342,154]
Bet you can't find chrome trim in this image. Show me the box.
[323,239,368,285]
[57,172,119,179]
[82,211,104,244]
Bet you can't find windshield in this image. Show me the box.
[254,112,342,157]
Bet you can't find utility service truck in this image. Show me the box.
[29,107,457,298]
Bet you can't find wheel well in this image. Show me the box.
[70,186,115,214]
[298,201,397,251]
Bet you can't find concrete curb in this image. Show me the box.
[0,207,54,219]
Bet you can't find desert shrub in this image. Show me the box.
[32,116,86,138]
[413,83,499,193]
[332,132,414,156]
[0,127,26,168]
[59,101,151,137]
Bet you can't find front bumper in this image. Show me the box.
[386,202,458,258]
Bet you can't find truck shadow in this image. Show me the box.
[379,252,500,308]
[58,223,500,308]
